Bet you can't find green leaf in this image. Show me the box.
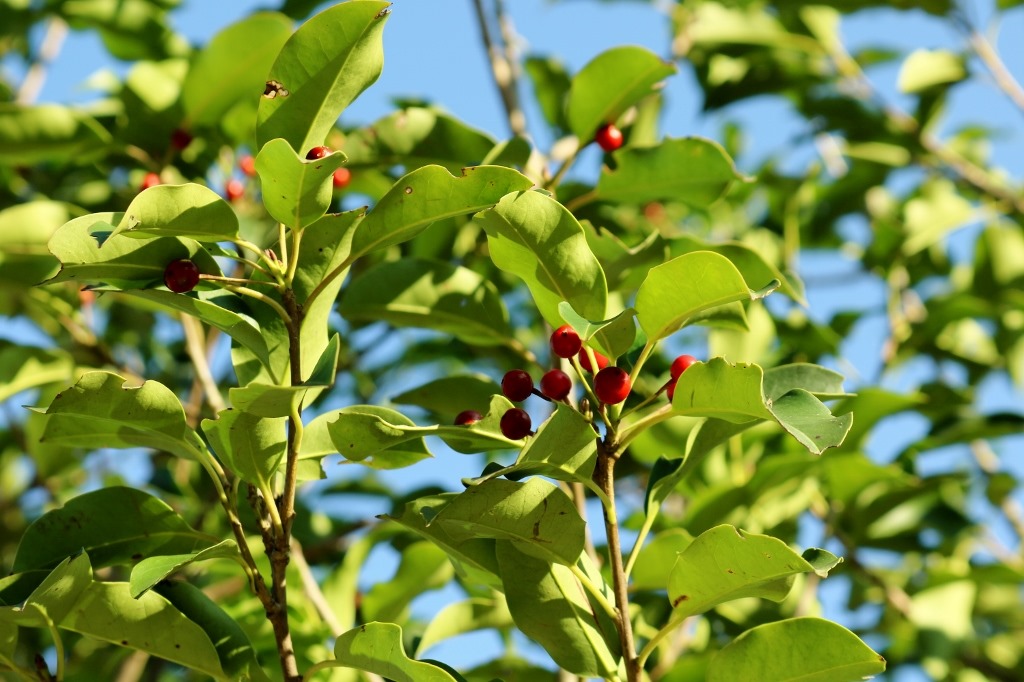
[203,411,287,488]
[669,236,805,304]
[256,1,390,152]
[524,55,572,134]
[320,622,461,682]
[39,372,209,461]
[496,541,620,678]
[762,363,850,401]
[566,45,677,140]
[706,617,886,682]
[636,251,754,341]
[45,212,222,289]
[129,540,243,599]
[431,478,585,566]
[632,529,693,591]
[416,595,514,656]
[61,581,228,680]
[339,257,513,347]
[13,487,214,572]
[182,12,293,127]
[325,405,435,469]
[390,374,501,418]
[476,190,608,336]
[255,137,347,229]
[769,388,853,455]
[111,184,240,242]
[351,165,533,258]
[557,301,637,359]
[0,343,73,403]
[596,137,743,209]
[897,48,967,93]
[362,541,454,623]
[19,553,92,626]
[0,103,111,164]
[670,358,773,423]
[668,525,840,619]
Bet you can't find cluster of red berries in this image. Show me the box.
[305,145,352,189]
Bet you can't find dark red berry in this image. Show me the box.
[163,259,200,293]
[170,127,193,150]
[540,369,572,401]
[594,366,631,405]
[225,178,245,202]
[239,155,257,177]
[666,379,677,401]
[306,146,331,160]
[333,167,351,189]
[141,172,161,190]
[550,325,582,359]
[578,348,610,373]
[594,123,624,152]
[500,408,532,440]
[501,369,534,402]
[670,354,699,380]
[454,410,482,426]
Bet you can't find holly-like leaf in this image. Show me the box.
[314,622,463,682]
[202,411,287,489]
[670,359,773,423]
[769,388,853,454]
[706,617,886,682]
[557,301,637,359]
[390,374,501,419]
[111,184,240,242]
[339,257,513,347]
[350,165,533,259]
[566,45,677,141]
[256,1,390,152]
[596,138,743,209]
[0,103,111,164]
[325,405,435,469]
[255,138,347,229]
[130,541,243,599]
[13,487,215,572]
[670,236,805,304]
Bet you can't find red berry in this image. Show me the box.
[666,379,677,401]
[225,178,245,202]
[578,348,609,373]
[333,167,351,189]
[163,259,200,293]
[306,146,331,160]
[594,123,624,152]
[170,127,193,150]
[501,369,534,402]
[239,155,257,177]
[140,172,161,190]
[500,408,532,440]
[454,410,482,426]
[670,354,699,380]
[594,366,631,405]
[540,369,572,401]
[550,325,582,359]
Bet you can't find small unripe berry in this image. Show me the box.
[225,178,245,202]
[540,369,572,401]
[550,325,582,359]
[500,408,532,440]
[670,354,699,379]
[163,259,200,293]
[141,172,161,190]
[594,123,624,152]
[333,167,351,189]
[594,366,631,405]
[239,155,257,177]
[306,146,331,160]
[501,369,534,402]
[454,410,482,426]
[578,348,609,373]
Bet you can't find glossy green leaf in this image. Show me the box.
[61,581,228,680]
[182,12,293,126]
[769,388,853,454]
[13,487,213,572]
[111,184,240,242]
[256,1,390,152]
[670,236,805,304]
[339,257,513,347]
[897,48,966,93]
[477,190,608,336]
[558,301,637,359]
[362,541,454,623]
[325,405,435,469]
[15,553,92,626]
[38,372,209,461]
[668,525,840,618]
[255,137,347,229]
[670,358,773,422]
[762,363,850,401]
[129,540,243,599]
[45,212,221,289]
[351,164,533,258]
[496,541,620,678]
[431,478,585,566]
[596,137,743,208]
[202,410,287,488]
[390,374,501,418]
[317,622,461,682]
[566,45,677,140]
[416,595,514,656]
[0,103,111,164]
[706,617,886,682]
[636,251,753,341]
[632,529,693,591]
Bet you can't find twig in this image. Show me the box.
[956,13,1024,116]
[17,17,67,104]
[471,0,527,137]
[181,314,227,416]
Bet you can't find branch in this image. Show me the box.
[471,0,527,137]
[958,14,1024,116]
[16,17,67,104]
